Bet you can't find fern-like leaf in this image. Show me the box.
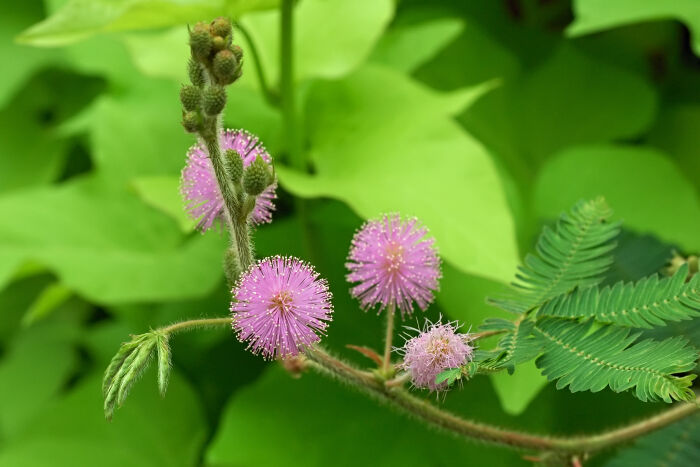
[539,265,700,328]
[606,414,700,467]
[475,318,541,372]
[490,198,620,314]
[534,319,698,403]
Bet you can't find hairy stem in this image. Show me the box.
[160,317,232,336]
[382,304,395,374]
[305,346,699,455]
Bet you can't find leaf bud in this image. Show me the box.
[182,111,201,133]
[179,85,201,111]
[243,155,272,196]
[225,149,244,183]
[213,49,237,84]
[202,85,227,115]
[189,23,212,61]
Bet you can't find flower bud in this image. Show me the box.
[202,85,226,115]
[212,35,226,51]
[188,59,206,87]
[225,149,244,183]
[189,23,213,61]
[182,111,201,133]
[230,44,243,63]
[213,50,237,84]
[180,85,201,111]
[210,17,232,38]
[243,155,272,196]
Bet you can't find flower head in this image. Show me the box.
[346,214,441,317]
[400,320,473,391]
[231,256,333,359]
[181,129,277,231]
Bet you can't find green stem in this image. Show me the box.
[382,304,395,374]
[305,346,699,455]
[280,0,300,168]
[234,22,277,106]
[160,317,232,336]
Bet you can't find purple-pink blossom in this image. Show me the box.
[181,129,277,231]
[400,320,473,391]
[231,256,333,359]
[346,214,441,317]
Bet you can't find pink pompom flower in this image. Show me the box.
[346,214,441,317]
[231,256,333,359]
[400,320,473,391]
[181,129,277,231]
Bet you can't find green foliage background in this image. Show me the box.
[0,0,698,465]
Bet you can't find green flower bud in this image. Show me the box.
[180,85,201,111]
[212,35,226,51]
[210,17,232,38]
[230,44,243,63]
[189,23,212,61]
[188,59,206,87]
[243,155,272,196]
[225,149,244,183]
[202,85,226,115]
[213,50,237,84]
[182,111,201,133]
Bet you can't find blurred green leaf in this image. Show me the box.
[0,323,78,439]
[278,65,518,283]
[17,0,279,46]
[533,144,700,252]
[22,281,73,326]
[568,0,700,56]
[0,372,207,467]
[369,15,464,74]
[240,0,394,82]
[131,176,194,233]
[0,179,225,302]
[490,360,548,416]
[206,366,528,466]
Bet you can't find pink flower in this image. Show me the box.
[400,320,473,391]
[181,129,277,231]
[231,256,333,359]
[346,214,441,317]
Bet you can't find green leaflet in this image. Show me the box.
[539,265,700,328]
[476,319,541,372]
[490,198,620,313]
[534,319,698,403]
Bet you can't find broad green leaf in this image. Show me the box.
[0,179,225,302]
[533,145,700,252]
[648,104,700,190]
[239,0,394,82]
[206,366,528,466]
[0,372,207,467]
[131,176,194,233]
[22,281,73,326]
[17,0,279,46]
[568,0,700,56]
[490,360,548,416]
[369,15,464,74]
[278,65,518,283]
[0,323,78,439]
[121,26,189,82]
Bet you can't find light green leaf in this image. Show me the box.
[131,176,194,233]
[369,16,464,73]
[278,65,518,283]
[17,0,279,46]
[0,179,225,302]
[533,145,700,253]
[0,372,207,467]
[490,360,548,416]
[22,282,73,326]
[240,0,394,82]
[568,0,700,56]
[206,366,526,466]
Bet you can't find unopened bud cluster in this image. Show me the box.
[180,17,244,132]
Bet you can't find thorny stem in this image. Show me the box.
[200,118,254,273]
[382,304,395,374]
[305,346,700,456]
[156,317,699,456]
